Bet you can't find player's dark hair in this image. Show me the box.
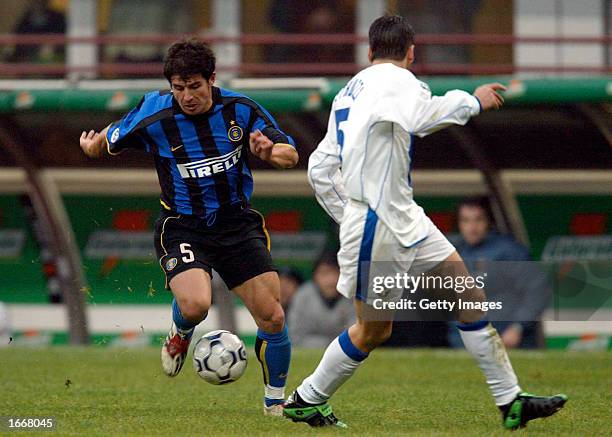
[163,39,216,82]
[369,15,415,61]
[457,196,495,225]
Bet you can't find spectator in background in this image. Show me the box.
[450,196,552,348]
[103,0,191,64]
[288,251,353,348]
[0,301,11,347]
[397,0,481,68]
[267,0,354,66]
[278,266,304,316]
[9,0,66,63]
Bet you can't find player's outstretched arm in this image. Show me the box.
[249,130,298,169]
[409,82,507,138]
[79,126,110,158]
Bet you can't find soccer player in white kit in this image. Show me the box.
[283,16,567,430]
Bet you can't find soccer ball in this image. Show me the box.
[192,330,248,385]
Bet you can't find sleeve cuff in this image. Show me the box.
[471,95,483,116]
[106,124,124,156]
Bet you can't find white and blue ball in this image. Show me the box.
[192,330,247,385]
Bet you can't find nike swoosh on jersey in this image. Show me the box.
[171,144,184,152]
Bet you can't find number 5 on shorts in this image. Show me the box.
[180,243,195,263]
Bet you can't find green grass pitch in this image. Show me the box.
[1,347,609,436]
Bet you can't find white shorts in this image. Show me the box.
[337,202,455,305]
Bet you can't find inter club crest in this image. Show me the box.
[228,121,243,142]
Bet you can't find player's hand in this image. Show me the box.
[501,324,523,349]
[249,129,274,162]
[79,130,102,158]
[473,83,506,111]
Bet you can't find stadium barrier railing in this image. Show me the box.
[0,33,610,76]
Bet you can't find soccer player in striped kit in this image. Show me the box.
[283,15,567,430]
[79,39,297,416]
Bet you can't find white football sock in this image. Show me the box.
[297,330,368,404]
[264,384,284,406]
[458,321,522,406]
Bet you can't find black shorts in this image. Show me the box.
[153,206,276,290]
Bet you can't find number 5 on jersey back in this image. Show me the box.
[335,108,350,153]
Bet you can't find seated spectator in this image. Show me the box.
[9,0,66,63]
[277,266,304,316]
[103,0,191,64]
[288,251,353,348]
[267,0,354,66]
[449,196,552,348]
[397,0,481,66]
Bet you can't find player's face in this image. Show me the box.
[171,74,215,115]
[458,206,490,246]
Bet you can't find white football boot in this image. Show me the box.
[161,323,192,377]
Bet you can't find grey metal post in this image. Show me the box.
[212,0,241,79]
[67,0,98,81]
[356,0,386,66]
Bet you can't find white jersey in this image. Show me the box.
[308,63,481,247]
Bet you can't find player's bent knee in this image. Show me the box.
[169,269,212,322]
[257,304,285,333]
[179,296,211,322]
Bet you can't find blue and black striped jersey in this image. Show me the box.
[106,87,295,219]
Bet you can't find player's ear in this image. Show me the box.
[406,45,415,66]
[209,72,216,86]
[368,47,374,63]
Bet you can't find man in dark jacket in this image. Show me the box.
[451,197,551,348]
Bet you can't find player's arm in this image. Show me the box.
[80,95,149,158]
[248,102,298,169]
[307,127,347,224]
[79,125,110,158]
[249,130,298,169]
[409,82,506,137]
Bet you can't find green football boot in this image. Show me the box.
[283,391,347,428]
[502,392,568,430]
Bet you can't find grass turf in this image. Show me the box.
[0,347,609,436]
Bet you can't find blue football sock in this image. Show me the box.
[255,325,291,405]
[172,298,205,339]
